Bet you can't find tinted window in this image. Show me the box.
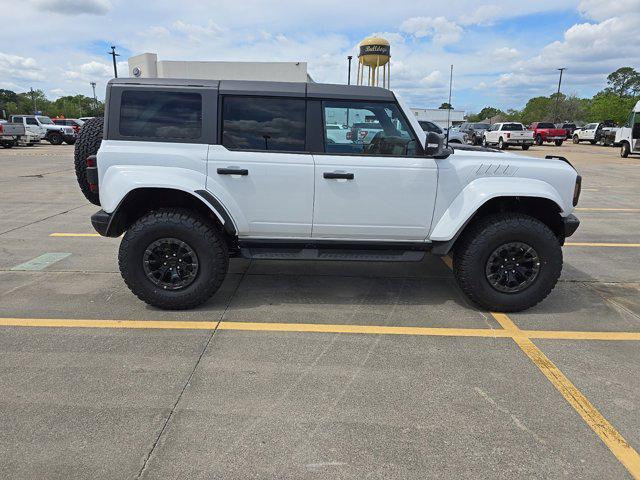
[26,118,38,125]
[119,90,202,140]
[536,122,555,129]
[418,121,442,134]
[222,96,306,151]
[502,123,524,131]
[323,101,417,156]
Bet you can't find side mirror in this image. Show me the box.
[424,131,443,156]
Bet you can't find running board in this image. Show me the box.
[241,247,425,262]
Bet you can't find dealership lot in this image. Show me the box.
[1,143,639,479]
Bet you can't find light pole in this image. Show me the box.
[108,46,120,78]
[554,67,566,123]
[347,55,353,85]
[90,82,97,112]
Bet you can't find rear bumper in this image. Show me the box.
[562,214,580,238]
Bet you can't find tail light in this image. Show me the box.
[346,131,353,140]
[505,132,510,139]
[86,155,99,193]
[0,124,3,134]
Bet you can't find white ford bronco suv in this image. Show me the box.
[75,78,581,311]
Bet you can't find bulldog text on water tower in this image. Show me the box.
[357,37,391,88]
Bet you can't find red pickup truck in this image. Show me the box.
[529,122,566,146]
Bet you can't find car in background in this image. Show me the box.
[529,122,566,146]
[10,115,76,145]
[418,120,464,143]
[559,123,577,139]
[325,124,349,143]
[572,123,598,144]
[53,118,84,134]
[459,122,491,145]
[482,122,534,150]
[616,100,640,157]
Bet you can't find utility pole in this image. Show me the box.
[347,55,353,85]
[90,82,97,112]
[29,87,37,114]
[554,67,566,123]
[108,46,120,78]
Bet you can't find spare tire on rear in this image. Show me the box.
[74,117,103,205]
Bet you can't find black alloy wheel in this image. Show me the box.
[142,237,199,290]
[485,242,540,293]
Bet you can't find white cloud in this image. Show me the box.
[400,16,463,46]
[31,0,112,15]
[578,0,640,21]
[0,53,43,82]
[492,47,519,59]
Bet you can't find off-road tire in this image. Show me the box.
[621,142,630,158]
[554,139,563,146]
[119,208,229,310]
[48,131,63,145]
[521,145,530,150]
[73,117,103,205]
[573,135,579,144]
[535,134,543,146]
[453,213,562,312]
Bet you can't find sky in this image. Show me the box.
[1,0,639,113]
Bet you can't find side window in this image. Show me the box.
[323,101,417,156]
[26,118,38,125]
[119,90,202,140]
[221,96,306,152]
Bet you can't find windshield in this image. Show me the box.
[502,123,524,131]
[37,116,54,124]
[472,123,490,129]
[537,122,555,129]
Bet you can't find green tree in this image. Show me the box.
[520,96,553,125]
[587,91,637,124]
[439,102,453,109]
[605,67,640,97]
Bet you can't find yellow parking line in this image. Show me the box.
[525,330,640,341]
[0,318,218,330]
[50,233,101,237]
[493,313,640,479]
[576,208,640,212]
[565,242,640,248]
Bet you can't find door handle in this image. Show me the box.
[217,167,248,176]
[323,172,354,180]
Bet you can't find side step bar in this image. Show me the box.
[241,247,425,262]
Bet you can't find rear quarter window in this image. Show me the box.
[119,90,202,140]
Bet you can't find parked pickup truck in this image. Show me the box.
[10,115,76,145]
[482,122,534,150]
[0,120,40,147]
[530,122,566,146]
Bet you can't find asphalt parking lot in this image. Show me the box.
[1,142,639,479]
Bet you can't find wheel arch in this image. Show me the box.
[102,187,236,241]
[430,195,565,255]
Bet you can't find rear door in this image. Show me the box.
[207,94,314,238]
[311,100,437,241]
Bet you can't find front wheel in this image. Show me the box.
[621,142,630,158]
[482,137,488,147]
[453,213,562,312]
[554,140,563,146]
[521,145,530,150]
[119,209,229,310]
[573,135,579,144]
[48,132,63,145]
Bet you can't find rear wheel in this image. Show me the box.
[621,142,630,158]
[119,209,229,310]
[1,140,15,148]
[453,213,562,312]
[498,137,506,150]
[65,138,76,145]
[535,134,543,146]
[554,139,563,146]
[74,117,103,205]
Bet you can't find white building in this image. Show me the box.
[128,53,313,83]
[410,108,465,129]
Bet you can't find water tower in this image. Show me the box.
[357,37,391,88]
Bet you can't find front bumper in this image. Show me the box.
[91,210,111,236]
[562,214,580,238]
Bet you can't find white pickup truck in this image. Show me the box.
[0,120,40,147]
[482,122,534,150]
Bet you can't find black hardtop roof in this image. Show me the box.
[107,77,395,101]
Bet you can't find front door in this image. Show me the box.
[312,100,437,241]
[207,95,314,238]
